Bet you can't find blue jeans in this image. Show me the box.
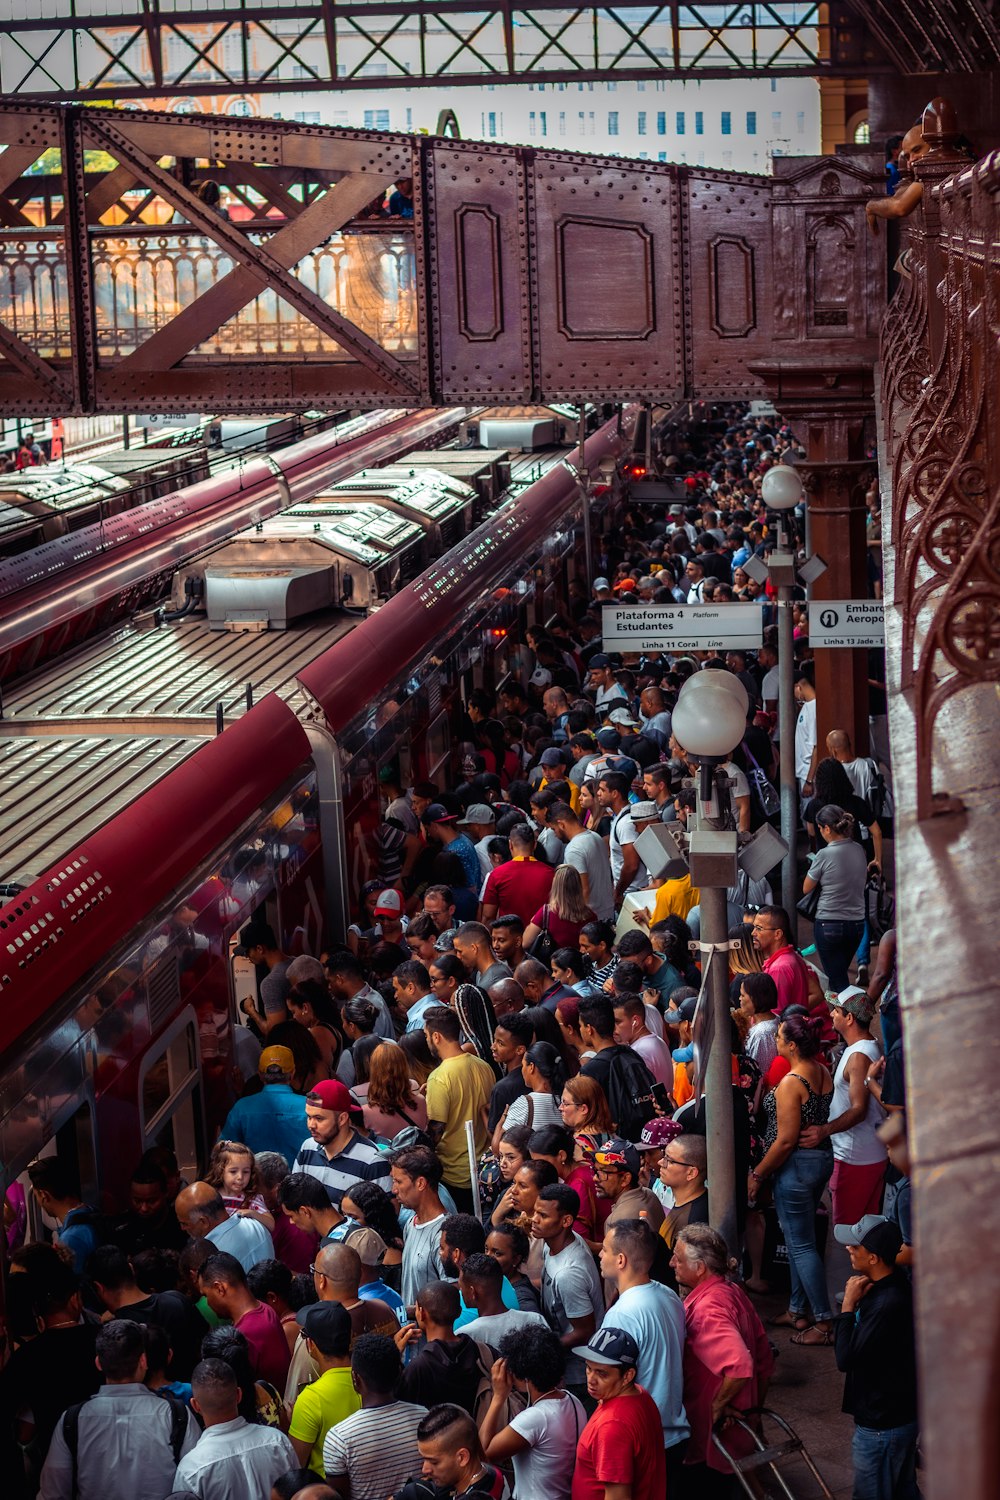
[813,918,866,992]
[773,1148,833,1321]
[852,1421,921,1499]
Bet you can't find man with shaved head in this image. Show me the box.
[826,728,880,807]
[488,976,526,1020]
[174,1182,273,1272]
[285,1242,400,1405]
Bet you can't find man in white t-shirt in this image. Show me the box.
[599,1218,689,1484]
[596,772,649,906]
[794,674,818,796]
[586,654,628,713]
[758,642,780,720]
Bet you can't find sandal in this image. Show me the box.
[790,1323,835,1346]
[769,1312,812,1331]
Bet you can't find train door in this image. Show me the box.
[138,1008,205,1184]
[14,1092,99,1246]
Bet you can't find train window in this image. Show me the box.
[425,710,450,782]
[139,1010,203,1181]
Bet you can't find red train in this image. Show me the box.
[0,406,635,1211]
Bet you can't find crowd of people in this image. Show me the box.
[3,410,916,1500]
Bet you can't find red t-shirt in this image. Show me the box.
[236,1300,292,1389]
[762,946,810,1011]
[528,906,593,949]
[572,1387,666,1500]
[482,858,555,927]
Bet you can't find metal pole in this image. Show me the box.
[578,410,593,583]
[122,415,130,450]
[702,884,738,1254]
[778,580,798,940]
[701,764,738,1256]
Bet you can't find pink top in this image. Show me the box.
[352,1080,428,1141]
[682,1275,775,1471]
[565,1163,599,1240]
[762,946,811,1012]
[236,1300,293,1389]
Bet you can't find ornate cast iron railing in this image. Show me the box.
[879,100,997,820]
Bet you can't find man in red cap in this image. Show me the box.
[292,1080,391,1209]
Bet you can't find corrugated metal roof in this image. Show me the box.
[5,616,356,720]
[0,735,197,885]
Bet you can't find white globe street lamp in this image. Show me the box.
[761,464,805,512]
[684,666,750,720]
[673,679,746,761]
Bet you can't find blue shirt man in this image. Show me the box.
[221,1046,307,1166]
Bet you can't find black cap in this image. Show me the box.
[295,1301,352,1355]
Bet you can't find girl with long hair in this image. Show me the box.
[355,1040,428,1139]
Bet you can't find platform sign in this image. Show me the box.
[602,603,763,654]
[808,599,884,648]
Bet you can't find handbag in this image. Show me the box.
[796,882,821,921]
[528,906,556,964]
[741,740,781,821]
[865,872,896,942]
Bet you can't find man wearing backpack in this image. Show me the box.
[39,1320,198,1500]
[26,1159,103,1276]
[578,996,657,1143]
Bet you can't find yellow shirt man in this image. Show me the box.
[425,1051,495,1188]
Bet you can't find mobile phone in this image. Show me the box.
[651,1082,672,1113]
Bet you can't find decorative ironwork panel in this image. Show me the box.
[683,169,773,398]
[423,141,532,403]
[527,154,684,402]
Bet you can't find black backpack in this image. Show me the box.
[605,1047,657,1142]
[62,1391,188,1498]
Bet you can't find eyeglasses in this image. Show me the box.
[661,1155,688,1168]
[594,1165,622,1177]
[309,1264,327,1278]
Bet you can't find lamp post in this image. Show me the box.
[672,673,745,1256]
[759,465,805,938]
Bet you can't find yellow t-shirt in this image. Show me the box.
[288,1365,361,1474]
[425,1052,496,1187]
[651,874,701,924]
[540,775,581,814]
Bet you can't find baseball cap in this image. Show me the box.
[594,1136,642,1178]
[609,756,639,784]
[435,927,459,952]
[828,985,876,1025]
[636,1118,683,1151]
[306,1079,353,1113]
[595,727,621,750]
[345,1225,388,1265]
[833,1214,903,1264]
[539,747,568,768]
[608,706,641,728]
[588,653,612,669]
[572,1325,640,1369]
[373,888,403,918]
[259,1045,296,1080]
[529,666,553,688]
[458,803,496,826]
[629,799,659,821]
[613,577,637,592]
[592,577,610,591]
[422,803,457,825]
[664,996,698,1025]
[295,1302,352,1355]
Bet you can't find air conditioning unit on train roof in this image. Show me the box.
[477,417,556,451]
[204,563,336,631]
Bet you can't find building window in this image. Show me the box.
[488,111,497,137]
[658,151,667,161]
[695,110,703,135]
[294,110,321,124]
[405,107,412,130]
[363,109,390,130]
[657,111,666,135]
[771,110,782,129]
[608,110,619,136]
[540,110,547,137]
[722,149,732,167]
[558,111,566,135]
[638,111,647,135]
[607,80,616,91]
[676,110,685,135]
[529,110,537,137]
[578,110,585,134]
[721,111,731,135]
[637,80,646,91]
[854,120,871,144]
[746,110,756,135]
[797,110,805,135]
[588,110,595,134]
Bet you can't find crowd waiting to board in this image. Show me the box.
[2,407,915,1500]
